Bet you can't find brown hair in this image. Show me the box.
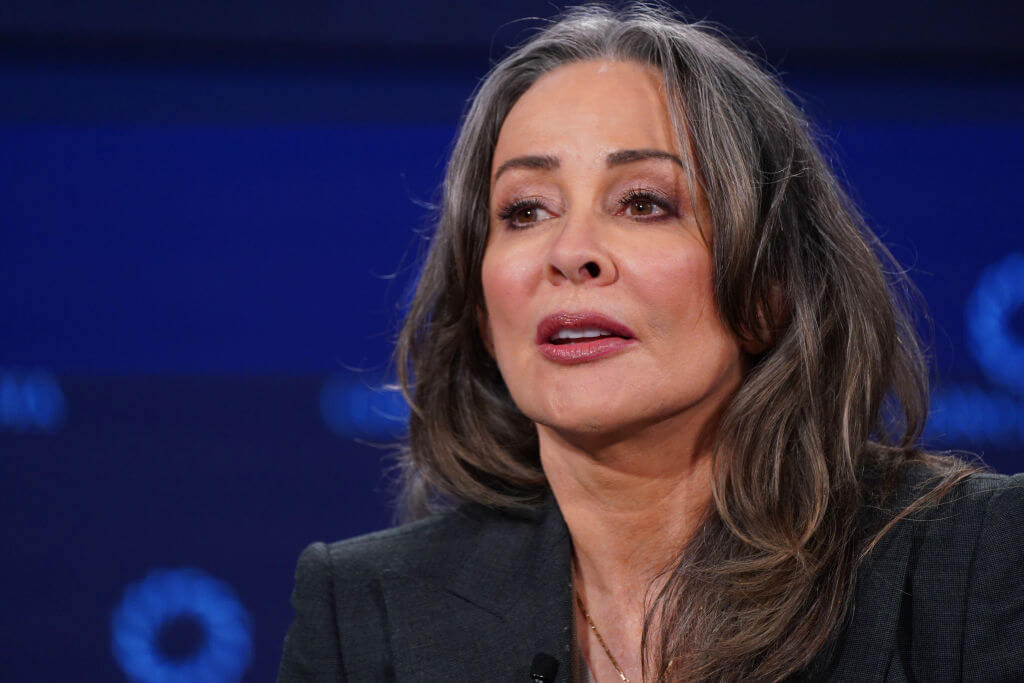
[393,3,976,679]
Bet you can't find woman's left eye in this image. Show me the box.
[496,199,553,230]
[618,190,674,219]
[626,199,661,216]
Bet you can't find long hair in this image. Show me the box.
[393,3,975,679]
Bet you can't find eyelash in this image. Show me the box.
[620,188,677,218]
[496,188,677,230]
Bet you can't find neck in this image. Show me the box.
[539,415,714,603]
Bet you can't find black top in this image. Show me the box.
[277,467,1024,681]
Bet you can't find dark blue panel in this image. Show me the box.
[2,124,452,372]
[832,122,1024,380]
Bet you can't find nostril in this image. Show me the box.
[582,261,600,278]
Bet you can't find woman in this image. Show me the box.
[279,4,1024,681]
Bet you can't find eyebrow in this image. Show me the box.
[492,148,684,182]
[492,154,559,182]
[606,148,684,168]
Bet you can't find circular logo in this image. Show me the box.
[111,568,251,682]
[965,252,1024,395]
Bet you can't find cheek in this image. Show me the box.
[632,246,716,336]
[481,245,538,338]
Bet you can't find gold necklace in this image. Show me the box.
[573,566,630,683]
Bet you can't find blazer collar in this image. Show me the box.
[382,489,576,680]
[445,489,571,619]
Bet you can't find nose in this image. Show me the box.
[545,214,617,287]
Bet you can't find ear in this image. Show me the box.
[740,282,788,355]
[477,305,495,358]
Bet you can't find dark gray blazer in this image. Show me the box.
[278,468,1024,682]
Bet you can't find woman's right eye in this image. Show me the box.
[497,200,552,229]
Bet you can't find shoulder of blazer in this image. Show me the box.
[823,466,1024,682]
[320,495,560,609]
[902,468,1024,680]
[291,491,576,681]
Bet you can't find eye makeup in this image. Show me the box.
[616,186,678,219]
[493,181,683,231]
[495,194,554,230]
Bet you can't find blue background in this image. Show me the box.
[2,1,1023,680]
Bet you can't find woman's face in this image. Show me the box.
[481,59,748,444]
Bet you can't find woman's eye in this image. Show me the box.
[626,199,660,217]
[513,206,544,223]
[619,190,674,220]
[498,200,552,229]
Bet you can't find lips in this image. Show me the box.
[536,312,636,364]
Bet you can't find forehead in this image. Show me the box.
[491,59,679,175]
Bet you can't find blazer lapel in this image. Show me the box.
[821,521,915,682]
[382,492,575,681]
[805,467,929,682]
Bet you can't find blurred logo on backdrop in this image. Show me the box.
[111,568,252,683]
[319,375,409,439]
[927,252,1024,446]
[0,368,65,433]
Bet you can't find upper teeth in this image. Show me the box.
[552,327,610,341]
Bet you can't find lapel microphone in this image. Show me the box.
[530,652,559,682]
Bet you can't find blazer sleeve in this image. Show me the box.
[961,473,1024,680]
[278,542,346,683]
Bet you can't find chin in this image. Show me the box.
[530,397,647,438]
[548,416,613,435]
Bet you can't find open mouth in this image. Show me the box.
[536,312,635,345]
[548,327,628,345]
[535,312,636,364]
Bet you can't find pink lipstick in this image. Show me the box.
[536,312,636,364]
